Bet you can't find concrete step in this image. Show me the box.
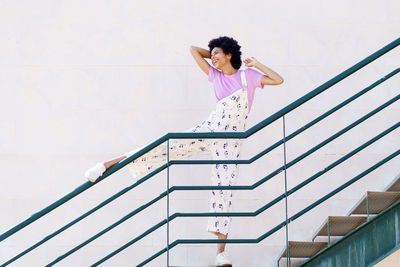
[312,215,368,241]
[301,197,400,266]
[347,191,400,215]
[279,241,328,259]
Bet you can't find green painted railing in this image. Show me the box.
[45,91,400,266]
[136,149,400,267]
[2,69,398,267]
[300,199,400,267]
[95,122,400,267]
[0,37,399,267]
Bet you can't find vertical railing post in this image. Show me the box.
[167,139,170,267]
[282,115,290,267]
[327,219,331,245]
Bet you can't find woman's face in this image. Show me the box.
[211,47,231,69]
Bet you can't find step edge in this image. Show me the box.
[298,198,400,267]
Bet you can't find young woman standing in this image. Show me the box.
[85,36,283,266]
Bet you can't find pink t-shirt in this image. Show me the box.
[208,66,264,112]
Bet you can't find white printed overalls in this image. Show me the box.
[124,71,249,236]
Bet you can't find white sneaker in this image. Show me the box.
[216,251,232,267]
[85,162,106,183]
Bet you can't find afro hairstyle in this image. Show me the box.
[208,36,242,69]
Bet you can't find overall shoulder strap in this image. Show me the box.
[240,70,247,90]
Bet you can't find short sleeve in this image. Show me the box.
[208,66,217,82]
[246,68,264,89]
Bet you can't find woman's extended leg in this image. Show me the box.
[85,154,127,182]
[85,110,216,183]
[104,155,126,169]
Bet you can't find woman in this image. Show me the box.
[85,36,283,266]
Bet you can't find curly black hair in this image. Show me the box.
[208,36,242,69]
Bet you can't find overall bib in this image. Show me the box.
[124,71,249,235]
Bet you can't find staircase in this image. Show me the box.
[278,174,400,266]
[0,37,399,266]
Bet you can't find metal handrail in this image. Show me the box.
[45,95,400,265]
[134,148,400,267]
[1,38,398,244]
[89,121,400,266]
[3,69,398,267]
[0,37,398,266]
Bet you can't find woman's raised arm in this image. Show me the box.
[244,57,284,85]
[190,46,211,75]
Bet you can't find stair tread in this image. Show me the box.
[280,241,328,258]
[347,191,400,215]
[312,215,368,239]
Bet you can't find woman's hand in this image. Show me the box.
[243,57,259,68]
[245,57,284,85]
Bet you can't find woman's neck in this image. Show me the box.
[220,64,238,75]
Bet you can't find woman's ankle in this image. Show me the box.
[104,155,127,169]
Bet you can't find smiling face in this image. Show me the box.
[211,47,232,70]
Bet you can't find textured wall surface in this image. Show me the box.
[373,248,400,267]
[0,0,399,266]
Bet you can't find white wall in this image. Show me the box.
[0,0,399,266]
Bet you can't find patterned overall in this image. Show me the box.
[124,71,249,236]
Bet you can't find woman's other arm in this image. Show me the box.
[190,46,211,75]
[244,57,284,85]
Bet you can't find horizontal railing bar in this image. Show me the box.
[77,38,400,176]
[88,120,399,266]
[255,121,400,215]
[0,171,167,267]
[172,67,399,165]
[5,88,398,266]
[135,149,400,267]
[172,66,399,166]
[168,159,248,164]
[0,182,91,243]
[249,68,400,163]
[0,135,168,244]
[163,39,400,140]
[1,39,398,243]
[289,154,400,223]
[44,96,400,266]
[44,195,167,267]
[91,219,170,266]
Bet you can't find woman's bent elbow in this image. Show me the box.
[273,78,284,85]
